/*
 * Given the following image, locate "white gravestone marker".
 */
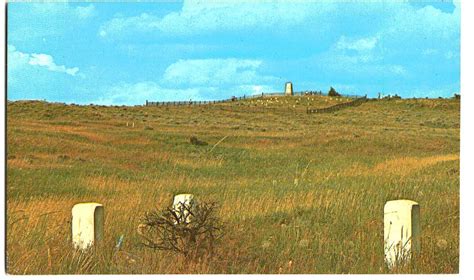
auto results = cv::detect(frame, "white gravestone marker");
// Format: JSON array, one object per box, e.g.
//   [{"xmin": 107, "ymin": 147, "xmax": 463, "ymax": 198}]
[
  {"xmin": 384, "ymin": 199, "xmax": 420, "ymax": 268},
  {"xmin": 72, "ymin": 203, "xmax": 104, "ymax": 250},
  {"xmin": 173, "ymin": 194, "xmax": 197, "ymax": 224}
]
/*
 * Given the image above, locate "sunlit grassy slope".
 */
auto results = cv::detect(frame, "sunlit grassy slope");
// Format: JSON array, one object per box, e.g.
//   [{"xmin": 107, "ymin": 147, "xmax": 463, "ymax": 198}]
[{"xmin": 6, "ymin": 95, "xmax": 459, "ymax": 274}]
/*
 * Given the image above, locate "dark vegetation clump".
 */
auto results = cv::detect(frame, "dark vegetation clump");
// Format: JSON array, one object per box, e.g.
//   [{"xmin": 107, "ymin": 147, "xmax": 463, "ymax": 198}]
[
  {"xmin": 57, "ymin": 154, "xmax": 70, "ymax": 161},
  {"xmin": 328, "ymin": 87, "xmax": 341, "ymax": 97},
  {"xmin": 138, "ymin": 200, "xmax": 224, "ymax": 258},
  {"xmin": 189, "ymin": 136, "xmax": 208, "ymax": 146},
  {"xmin": 381, "ymin": 94, "xmax": 401, "ymax": 100}
]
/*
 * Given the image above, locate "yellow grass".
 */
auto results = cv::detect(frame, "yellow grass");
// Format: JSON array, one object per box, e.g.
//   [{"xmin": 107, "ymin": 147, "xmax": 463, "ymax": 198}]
[{"xmin": 6, "ymin": 96, "xmax": 460, "ymax": 274}]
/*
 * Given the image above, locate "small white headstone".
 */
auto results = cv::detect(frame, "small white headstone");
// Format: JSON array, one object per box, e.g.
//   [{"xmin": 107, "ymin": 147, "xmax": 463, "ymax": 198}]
[
  {"xmin": 173, "ymin": 194, "xmax": 197, "ymax": 224},
  {"xmin": 72, "ymin": 203, "xmax": 104, "ymax": 250},
  {"xmin": 384, "ymin": 199, "xmax": 420, "ymax": 268}
]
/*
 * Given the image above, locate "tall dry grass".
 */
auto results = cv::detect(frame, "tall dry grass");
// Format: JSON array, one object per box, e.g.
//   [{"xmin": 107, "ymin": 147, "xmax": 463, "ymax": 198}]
[{"xmin": 6, "ymin": 96, "xmax": 460, "ymax": 274}]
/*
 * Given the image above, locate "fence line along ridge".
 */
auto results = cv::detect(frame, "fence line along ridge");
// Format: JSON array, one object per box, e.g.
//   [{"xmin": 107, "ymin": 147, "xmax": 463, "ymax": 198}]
[
  {"xmin": 145, "ymin": 92, "xmax": 364, "ymax": 107},
  {"xmin": 306, "ymin": 96, "xmax": 368, "ymax": 114}
]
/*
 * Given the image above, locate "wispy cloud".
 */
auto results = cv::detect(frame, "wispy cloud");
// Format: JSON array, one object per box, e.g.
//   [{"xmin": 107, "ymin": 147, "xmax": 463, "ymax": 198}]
[
  {"xmin": 9, "ymin": 2, "xmax": 97, "ymax": 42},
  {"xmin": 75, "ymin": 4, "xmax": 97, "ymax": 19},
  {"xmin": 26, "ymin": 2, "xmax": 97, "ymax": 20},
  {"xmin": 96, "ymin": 81, "xmax": 278, "ymax": 105},
  {"xmin": 7, "ymin": 1, "xmax": 460, "ymax": 104},
  {"xmin": 94, "ymin": 82, "xmax": 203, "ymax": 105},
  {"xmin": 96, "ymin": 58, "xmax": 280, "ymax": 104},
  {"xmin": 336, "ymin": 36, "xmax": 378, "ymax": 52},
  {"xmin": 422, "ymin": 48, "xmax": 438, "ymax": 56},
  {"xmin": 162, "ymin": 58, "xmax": 277, "ymax": 86},
  {"xmin": 98, "ymin": 1, "xmax": 336, "ymax": 38},
  {"xmin": 390, "ymin": 65, "xmax": 406, "ymax": 75},
  {"xmin": 98, "ymin": 0, "xmax": 459, "ymax": 42}
]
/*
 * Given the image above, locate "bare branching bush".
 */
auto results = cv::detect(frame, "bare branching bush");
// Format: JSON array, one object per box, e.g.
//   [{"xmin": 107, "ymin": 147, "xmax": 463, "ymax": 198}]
[{"xmin": 137, "ymin": 201, "xmax": 224, "ymax": 258}]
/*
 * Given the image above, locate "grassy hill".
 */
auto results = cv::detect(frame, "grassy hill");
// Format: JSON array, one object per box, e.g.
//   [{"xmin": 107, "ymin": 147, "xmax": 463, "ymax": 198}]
[{"xmin": 6, "ymin": 95, "xmax": 460, "ymax": 274}]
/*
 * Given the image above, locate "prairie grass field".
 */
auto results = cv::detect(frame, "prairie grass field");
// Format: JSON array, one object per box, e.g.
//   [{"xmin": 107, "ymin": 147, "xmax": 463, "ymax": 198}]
[{"xmin": 6, "ymin": 95, "xmax": 460, "ymax": 274}]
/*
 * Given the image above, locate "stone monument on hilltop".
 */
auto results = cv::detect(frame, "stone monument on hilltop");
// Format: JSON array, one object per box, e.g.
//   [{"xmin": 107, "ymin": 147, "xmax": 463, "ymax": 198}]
[{"xmin": 285, "ymin": 82, "xmax": 293, "ymax": 96}]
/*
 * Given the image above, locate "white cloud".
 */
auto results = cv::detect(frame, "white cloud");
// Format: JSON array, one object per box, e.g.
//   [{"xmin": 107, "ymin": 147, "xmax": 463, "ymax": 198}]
[
  {"xmin": 27, "ymin": 2, "xmax": 96, "ymax": 20},
  {"xmin": 445, "ymin": 51, "xmax": 455, "ymax": 60},
  {"xmin": 381, "ymin": 1, "xmax": 460, "ymax": 43},
  {"xmin": 336, "ymin": 36, "xmax": 378, "ymax": 52},
  {"xmin": 29, "ymin": 53, "xmax": 79, "ymax": 76},
  {"xmin": 96, "ymin": 81, "xmax": 279, "ymax": 105},
  {"xmin": 94, "ymin": 82, "xmax": 203, "ymax": 105},
  {"xmin": 95, "ymin": 57, "xmax": 281, "ymax": 105},
  {"xmin": 407, "ymin": 84, "xmax": 459, "ymax": 98},
  {"xmin": 8, "ymin": 45, "xmax": 30, "ymax": 70},
  {"xmin": 422, "ymin": 48, "xmax": 438, "ymax": 56},
  {"xmin": 8, "ymin": 45, "xmax": 79, "ymax": 76},
  {"xmin": 162, "ymin": 58, "xmax": 277, "ymax": 86},
  {"xmin": 98, "ymin": 0, "xmax": 459, "ymax": 40},
  {"xmin": 97, "ymin": 0, "xmax": 460, "ymax": 65},
  {"xmin": 390, "ymin": 65, "xmax": 406, "ymax": 75},
  {"xmin": 237, "ymin": 84, "xmax": 277, "ymax": 96},
  {"xmin": 319, "ymin": 49, "xmax": 378, "ymax": 68},
  {"xmin": 98, "ymin": 1, "xmax": 336, "ymax": 37},
  {"xmin": 315, "ymin": 48, "xmax": 407, "ymax": 77},
  {"xmin": 9, "ymin": 3, "xmax": 98, "ymax": 42},
  {"xmin": 75, "ymin": 4, "xmax": 97, "ymax": 19}
]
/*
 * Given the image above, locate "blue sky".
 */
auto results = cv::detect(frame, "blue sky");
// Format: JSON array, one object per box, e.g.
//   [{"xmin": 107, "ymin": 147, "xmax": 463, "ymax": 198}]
[{"xmin": 7, "ymin": 0, "xmax": 460, "ymax": 105}]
